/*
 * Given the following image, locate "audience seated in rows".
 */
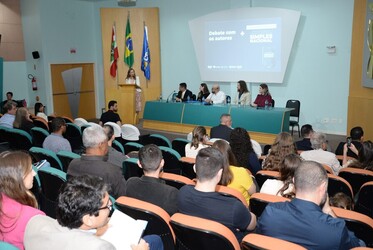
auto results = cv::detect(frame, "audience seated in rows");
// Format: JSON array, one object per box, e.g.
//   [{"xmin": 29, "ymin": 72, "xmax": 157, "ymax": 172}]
[
  {"xmin": 13, "ymin": 107, "xmax": 34, "ymax": 134},
  {"xmin": 0, "ymin": 100, "xmax": 17, "ymax": 128},
  {"xmin": 124, "ymin": 144, "xmax": 179, "ymax": 215},
  {"xmin": 212, "ymin": 140, "xmax": 256, "ymax": 204},
  {"xmin": 99, "ymin": 100, "xmax": 122, "ymax": 126},
  {"xmin": 343, "ymin": 140, "xmax": 373, "ymax": 171},
  {"xmin": 300, "ymin": 132, "xmax": 342, "ymax": 175},
  {"xmin": 178, "ymin": 147, "xmax": 257, "ymax": 242},
  {"xmin": 263, "ymin": 132, "xmax": 297, "ymax": 171},
  {"xmin": 230, "ymin": 127, "xmax": 261, "ymax": 174},
  {"xmin": 43, "ymin": 117, "xmax": 72, "ymax": 153},
  {"xmin": 103, "ymin": 124, "xmax": 128, "ymax": 168},
  {"xmin": 260, "ymin": 154, "xmax": 301, "ymax": 198},
  {"xmin": 185, "ymin": 126, "xmax": 209, "ymax": 158},
  {"xmin": 335, "ymin": 126, "xmax": 364, "ymax": 158},
  {"xmin": 257, "ymin": 160, "xmax": 365, "ymax": 249},
  {"xmin": 67, "ymin": 125, "xmax": 126, "ymax": 198},
  {"xmin": 0, "ymin": 151, "xmax": 45, "ymax": 250},
  {"xmin": 25, "ymin": 175, "xmax": 162, "ymax": 250},
  {"xmin": 295, "ymin": 124, "xmax": 314, "ymax": 151},
  {"xmin": 175, "ymin": 82, "xmax": 193, "ymax": 102}
]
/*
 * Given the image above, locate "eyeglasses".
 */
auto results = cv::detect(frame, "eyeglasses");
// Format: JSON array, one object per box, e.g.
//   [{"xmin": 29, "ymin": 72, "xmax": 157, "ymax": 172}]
[{"xmin": 98, "ymin": 200, "xmax": 114, "ymax": 217}]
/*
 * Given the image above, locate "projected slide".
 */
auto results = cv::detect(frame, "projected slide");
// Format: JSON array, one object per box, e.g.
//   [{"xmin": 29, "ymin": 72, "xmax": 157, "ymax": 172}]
[
  {"xmin": 205, "ymin": 18, "xmax": 281, "ymax": 72},
  {"xmin": 189, "ymin": 8, "xmax": 300, "ymax": 83}
]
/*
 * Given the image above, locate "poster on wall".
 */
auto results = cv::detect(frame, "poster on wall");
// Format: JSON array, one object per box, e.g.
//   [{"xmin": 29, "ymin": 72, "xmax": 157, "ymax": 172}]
[{"xmin": 362, "ymin": 0, "xmax": 373, "ymax": 88}]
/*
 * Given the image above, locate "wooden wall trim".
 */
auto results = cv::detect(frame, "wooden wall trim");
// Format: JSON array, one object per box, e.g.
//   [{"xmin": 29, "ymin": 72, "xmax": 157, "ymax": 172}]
[
  {"xmin": 100, "ymin": 8, "xmax": 161, "ymax": 124},
  {"xmin": 348, "ymin": 0, "xmax": 373, "ymax": 140}
]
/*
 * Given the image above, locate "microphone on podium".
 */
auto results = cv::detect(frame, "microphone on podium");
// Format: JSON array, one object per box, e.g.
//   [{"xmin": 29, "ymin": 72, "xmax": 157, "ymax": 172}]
[{"xmin": 166, "ymin": 90, "xmax": 176, "ymax": 103}]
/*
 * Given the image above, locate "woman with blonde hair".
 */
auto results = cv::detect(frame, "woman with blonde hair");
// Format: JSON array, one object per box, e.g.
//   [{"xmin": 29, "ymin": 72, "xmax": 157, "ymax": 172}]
[
  {"xmin": 13, "ymin": 107, "xmax": 34, "ymax": 133},
  {"xmin": 0, "ymin": 151, "xmax": 45, "ymax": 249},
  {"xmin": 212, "ymin": 140, "xmax": 256, "ymax": 204},
  {"xmin": 185, "ymin": 126, "xmax": 209, "ymax": 158},
  {"xmin": 263, "ymin": 132, "xmax": 297, "ymax": 171}
]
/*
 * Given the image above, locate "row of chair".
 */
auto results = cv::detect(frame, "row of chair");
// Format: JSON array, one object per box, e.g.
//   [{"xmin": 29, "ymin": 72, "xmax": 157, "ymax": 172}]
[
  {"xmin": 255, "ymin": 168, "xmax": 373, "ymax": 219},
  {"xmin": 114, "ymin": 196, "xmax": 308, "ymax": 250}
]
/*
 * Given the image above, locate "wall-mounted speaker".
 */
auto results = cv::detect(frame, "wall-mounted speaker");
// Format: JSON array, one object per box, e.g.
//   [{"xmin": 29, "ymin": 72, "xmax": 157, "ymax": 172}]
[{"xmin": 32, "ymin": 51, "xmax": 40, "ymax": 59}]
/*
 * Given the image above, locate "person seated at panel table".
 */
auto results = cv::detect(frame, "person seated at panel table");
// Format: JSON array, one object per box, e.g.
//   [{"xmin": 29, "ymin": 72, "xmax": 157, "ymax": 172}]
[
  {"xmin": 234, "ymin": 80, "xmax": 251, "ymax": 106},
  {"xmin": 175, "ymin": 82, "xmax": 193, "ymax": 102},
  {"xmin": 196, "ymin": 83, "xmax": 210, "ymax": 102},
  {"xmin": 205, "ymin": 84, "xmax": 226, "ymax": 104},
  {"xmin": 251, "ymin": 83, "xmax": 272, "ymax": 108}
]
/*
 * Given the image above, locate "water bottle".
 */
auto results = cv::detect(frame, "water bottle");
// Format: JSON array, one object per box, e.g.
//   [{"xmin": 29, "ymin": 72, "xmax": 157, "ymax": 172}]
[
  {"xmin": 187, "ymin": 96, "xmax": 190, "ymax": 102},
  {"xmin": 264, "ymin": 99, "xmax": 269, "ymax": 109},
  {"xmin": 238, "ymin": 101, "xmax": 241, "ymax": 108},
  {"xmin": 159, "ymin": 95, "xmax": 163, "ymax": 102},
  {"xmin": 202, "ymin": 96, "xmax": 205, "ymax": 104},
  {"xmin": 226, "ymin": 96, "xmax": 231, "ymax": 105}
]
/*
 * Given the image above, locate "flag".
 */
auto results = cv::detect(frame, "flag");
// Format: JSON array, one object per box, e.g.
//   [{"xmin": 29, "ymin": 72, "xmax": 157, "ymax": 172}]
[
  {"xmin": 110, "ymin": 23, "xmax": 119, "ymax": 78},
  {"xmin": 124, "ymin": 16, "xmax": 134, "ymax": 67},
  {"xmin": 141, "ymin": 25, "xmax": 151, "ymax": 80}
]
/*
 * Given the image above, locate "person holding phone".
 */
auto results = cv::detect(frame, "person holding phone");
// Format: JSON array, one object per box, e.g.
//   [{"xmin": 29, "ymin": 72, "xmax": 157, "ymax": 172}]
[{"xmin": 335, "ymin": 126, "xmax": 364, "ymax": 159}]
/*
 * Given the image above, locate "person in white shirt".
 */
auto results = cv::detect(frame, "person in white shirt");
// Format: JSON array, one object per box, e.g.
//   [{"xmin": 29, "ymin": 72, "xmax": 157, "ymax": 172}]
[
  {"xmin": 205, "ymin": 84, "xmax": 226, "ymax": 104},
  {"xmin": 300, "ymin": 132, "xmax": 342, "ymax": 175},
  {"xmin": 34, "ymin": 102, "xmax": 48, "ymax": 122},
  {"xmin": 0, "ymin": 101, "xmax": 17, "ymax": 128},
  {"xmin": 185, "ymin": 126, "xmax": 209, "ymax": 158}
]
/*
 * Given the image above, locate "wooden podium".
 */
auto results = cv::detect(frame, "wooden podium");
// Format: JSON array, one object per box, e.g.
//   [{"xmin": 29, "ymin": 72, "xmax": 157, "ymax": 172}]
[{"xmin": 114, "ymin": 83, "xmax": 137, "ymax": 125}]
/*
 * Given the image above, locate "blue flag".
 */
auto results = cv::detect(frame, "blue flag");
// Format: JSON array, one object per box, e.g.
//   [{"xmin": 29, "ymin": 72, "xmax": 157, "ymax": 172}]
[{"xmin": 141, "ymin": 25, "xmax": 151, "ymax": 80}]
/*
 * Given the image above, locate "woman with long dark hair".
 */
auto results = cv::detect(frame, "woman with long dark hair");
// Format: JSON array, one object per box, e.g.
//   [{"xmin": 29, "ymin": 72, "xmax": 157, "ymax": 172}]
[
  {"xmin": 235, "ymin": 80, "xmax": 251, "ymax": 106},
  {"xmin": 230, "ymin": 127, "xmax": 261, "ymax": 174},
  {"xmin": 252, "ymin": 83, "xmax": 272, "ymax": 108},
  {"xmin": 343, "ymin": 140, "xmax": 373, "ymax": 171},
  {"xmin": 212, "ymin": 140, "xmax": 256, "ymax": 204},
  {"xmin": 34, "ymin": 102, "xmax": 48, "ymax": 122},
  {"xmin": 260, "ymin": 153, "xmax": 302, "ymax": 198},
  {"xmin": 196, "ymin": 83, "xmax": 210, "ymax": 102},
  {"xmin": 0, "ymin": 151, "xmax": 44, "ymax": 249}
]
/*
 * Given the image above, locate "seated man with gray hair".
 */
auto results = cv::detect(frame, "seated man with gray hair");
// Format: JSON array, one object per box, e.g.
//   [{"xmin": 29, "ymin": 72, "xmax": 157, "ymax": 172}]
[
  {"xmin": 67, "ymin": 126, "xmax": 126, "ymax": 198},
  {"xmin": 300, "ymin": 132, "xmax": 342, "ymax": 175},
  {"xmin": 257, "ymin": 161, "xmax": 364, "ymax": 249}
]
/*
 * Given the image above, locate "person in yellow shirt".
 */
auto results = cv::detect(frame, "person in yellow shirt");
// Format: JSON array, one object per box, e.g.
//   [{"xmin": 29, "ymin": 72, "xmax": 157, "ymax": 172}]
[{"xmin": 212, "ymin": 140, "xmax": 256, "ymax": 204}]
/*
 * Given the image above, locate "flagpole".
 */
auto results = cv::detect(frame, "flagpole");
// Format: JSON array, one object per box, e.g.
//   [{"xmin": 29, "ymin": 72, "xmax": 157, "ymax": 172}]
[
  {"xmin": 143, "ymin": 21, "xmax": 148, "ymax": 88},
  {"xmin": 115, "ymin": 22, "xmax": 119, "ymax": 89}
]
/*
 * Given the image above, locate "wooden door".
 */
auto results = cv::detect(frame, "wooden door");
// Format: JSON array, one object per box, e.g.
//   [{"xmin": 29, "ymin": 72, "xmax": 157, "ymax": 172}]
[{"xmin": 51, "ymin": 63, "xmax": 95, "ymax": 119}]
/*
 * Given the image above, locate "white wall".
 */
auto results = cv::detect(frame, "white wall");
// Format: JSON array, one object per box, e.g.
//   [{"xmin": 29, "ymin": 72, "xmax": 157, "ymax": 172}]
[{"xmin": 9, "ymin": 0, "xmax": 354, "ymax": 135}]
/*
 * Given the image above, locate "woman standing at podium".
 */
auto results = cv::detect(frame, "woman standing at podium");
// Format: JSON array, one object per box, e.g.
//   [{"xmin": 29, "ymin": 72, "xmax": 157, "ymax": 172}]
[
  {"xmin": 125, "ymin": 68, "xmax": 142, "ymax": 121},
  {"xmin": 252, "ymin": 83, "xmax": 272, "ymax": 108}
]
